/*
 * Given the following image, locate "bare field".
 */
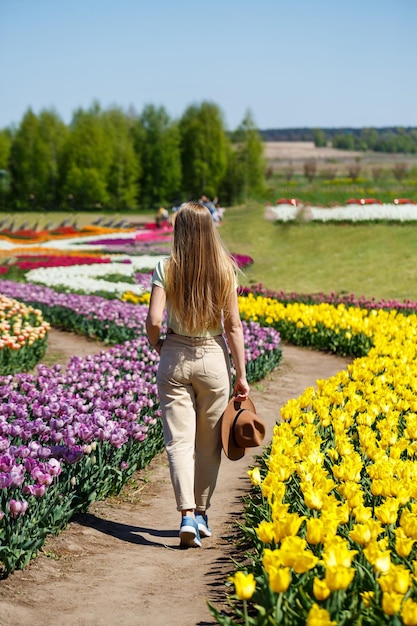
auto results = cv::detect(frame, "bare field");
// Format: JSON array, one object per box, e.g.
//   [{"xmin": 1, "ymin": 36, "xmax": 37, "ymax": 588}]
[
  {"xmin": 264, "ymin": 141, "xmax": 417, "ymax": 173},
  {"xmin": 264, "ymin": 141, "xmax": 362, "ymax": 162}
]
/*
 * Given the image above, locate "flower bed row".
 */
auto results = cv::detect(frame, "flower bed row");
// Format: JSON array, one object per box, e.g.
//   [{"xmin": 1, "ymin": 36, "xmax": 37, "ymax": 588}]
[
  {"xmin": 268, "ymin": 203, "xmax": 417, "ymax": 223},
  {"xmin": 0, "ymin": 223, "xmax": 135, "ymax": 246},
  {"xmin": 238, "ymin": 294, "xmax": 374, "ymax": 357},
  {"xmin": 0, "ymin": 295, "xmax": 50, "ymax": 375},
  {"xmin": 275, "ymin": 199, "xmax": 417, "ymax": 208},
  {"xmin": 244, "ymin": 284, "xmax": 417, "ymax": 317},
  {"xmin": 0, "ymin": 247, "xmax": 105, "ymax": 260},
  {"xmin": 8, "ymin": 254, "xmax": 113, "ymax": 272},
  {"xmin": 212, "ymin": 297, "xmax": 417, "ymax": 625},
  {"xmin": 0, "ymin": 280, "xmax": 172, "ymax": 344},
  {"xmin": 22, "ymin": 256, "xmax": 165, "ymax": 297}
]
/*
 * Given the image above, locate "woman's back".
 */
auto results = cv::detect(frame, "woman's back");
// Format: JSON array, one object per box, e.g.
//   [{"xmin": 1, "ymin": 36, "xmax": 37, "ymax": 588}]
[{"xmin": 164, "ymin": 203, "xmax": 237, "ymax": 335}]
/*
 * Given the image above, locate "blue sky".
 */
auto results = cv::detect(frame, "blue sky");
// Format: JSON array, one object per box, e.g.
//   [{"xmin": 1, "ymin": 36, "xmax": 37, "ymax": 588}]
[{"xmin": 1, "ymin": 0, "xmax": 416, "ymax": 131}]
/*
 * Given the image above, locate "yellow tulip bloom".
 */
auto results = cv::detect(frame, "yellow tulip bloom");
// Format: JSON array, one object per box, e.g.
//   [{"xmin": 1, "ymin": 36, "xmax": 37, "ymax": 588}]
[
  {"xmin": 256, "ymin": 520, "xmax": 277, "ymax": 544},
  {"xmin": 306, "ymin": 603, "xmax": 336, "ymax": 626},
  {"xmin": 338, "ymin": 481, "xmax": 364, "ymax": 509},
  {"xmin": 349, "ymin": 523, "xmax": 372, "ymax": 546},
  {"xmin": 321, "ymin": 537, "xmax": 358, "ymax": 569},
  {"xmin": 332, "ymin": 455, "xmax": 363, "ymax": 482},
  {"xmin": 395, "ymin": 527, "xmax": 415, "ymax": 557},
  {"xmin": 360, "ymin": 591, "xmax": 375, "ymax": 607},
  {"xmin": 352, "ymin": 504, "xmax": 373, "ymax": 523},
  {"xmin": 326, "ymin": 447, "xmax": 339, "ymax": 461},
  {"xmin": 313, "ymin": 577, "xmax": 331, "ymax": 601},
  {"xmin": 262, "ymin": 548, "xmax": 282, "ymax": 577},
  {"xmin": 291, "ymin": 551, "xmax": 320, "ymax": 575},
  {"xmin": 228, "ymin": 571, "xmax": 256, "ymax": 601},
  {"xmin": 247, "ymin": 466, "xmax": 262, "ymax": 486},
  {"xmin": 325, "ymin": 565, "xmax": 355, "ymax": 591},
  {"xmin": 261, "ymin": 474, "xmax": 285, "ymax": 503},
  {"xmin": 302, "ymin": 484, "xmax": 324, "ymax": 511},
  {"xmin": 392, "ymin": 567, "xmax": 411, "ymax": 594},
  {"xmin": 280, "ymin": 511, "xmax": 306, "ymax": 538},
  {"xmin": 321, "ymin": 500, "xmax": 349, "ymax": 526},
  {"xmin": 306, "ymin": 518, "xmax": 325, "ymax": 545},
  {"xmin": 382, "ymin": 591, "xmax": 403, "ymax": 616},
  {"xmin": 258, "ymin": 509, "xmax": 306, "ymax": 544},
  {"xmin": 402, "ymin": 598, "xmax": 417, "ymax": 626},
  {"xmin": 405, "ymin": 416, "xmax": 417, "ymax": 440},
  {"xmin": 379, "ymin": 564, "xmax": 411, "ymax": 595},
  {"xmin": 363, "ymin": 542, "xmax": 391, "ymax": 573},
  {"xmin": 267, "ymin": 455, "xmax": 296, "ymax": 482},
  {"xmin": 389, "ymin": 480, "xmax": 411, "ymax": 506},
  {"xmin": 375, "ymin": 498, "xmax": 399, "ymax": 525},
  {"xmin": 279, "ymin": 536, "xmax": 319, "ymax": 573},
  {"xmin": 400, "ymin": 509, "xmax": 417, "ymax": 540},
  {"xmin": 356, "ymin": 412, "xmax": 377, "ymax": 427},
  {"xmin": 267, "ymin": 566, "xmax": 291, "ymax": 593},
  {"xmin": 359, "ymin": 518, "xmax": 383, "ymax": 541}
]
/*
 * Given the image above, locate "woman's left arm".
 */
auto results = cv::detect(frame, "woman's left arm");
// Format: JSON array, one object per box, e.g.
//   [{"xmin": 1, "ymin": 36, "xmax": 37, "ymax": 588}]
[{"xmin": 146, "ymin": 284, "xmax": 166, "ymax": 354}]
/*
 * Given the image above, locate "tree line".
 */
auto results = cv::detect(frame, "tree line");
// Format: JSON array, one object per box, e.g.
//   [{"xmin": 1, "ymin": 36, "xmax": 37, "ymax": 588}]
[
  {"xmin": 0, "ymin": 101, "xmax": 266, "ymax": 211},
  {"xmin": 260, "ymin": 127, "xmax": 417, "ymax": 154}
]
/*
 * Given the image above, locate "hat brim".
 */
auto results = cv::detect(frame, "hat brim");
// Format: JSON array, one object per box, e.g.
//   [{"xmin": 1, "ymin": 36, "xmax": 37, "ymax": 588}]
[{"xmin": 221, "ymin": 396, "xmax": 256, "ymax": 461}]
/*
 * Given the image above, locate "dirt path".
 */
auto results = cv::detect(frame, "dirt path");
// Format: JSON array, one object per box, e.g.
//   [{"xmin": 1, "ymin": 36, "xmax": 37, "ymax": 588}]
[{"xmin": 0, "ymin": 331, "xmax": 352, "ymax": 626}]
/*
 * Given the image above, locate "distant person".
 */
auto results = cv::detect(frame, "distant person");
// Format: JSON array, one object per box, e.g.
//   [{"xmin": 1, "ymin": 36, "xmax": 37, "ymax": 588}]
[
  {"xmin": 146, "ymin": 202, "xmax": 249, "ymax": 548},
  {"xmin": 199, "ymin": 195, "xmax": 221, "ymax": 222},
  {"xmin": 155, "ymin": 207, "xmax": 169, "ymax": 228}
]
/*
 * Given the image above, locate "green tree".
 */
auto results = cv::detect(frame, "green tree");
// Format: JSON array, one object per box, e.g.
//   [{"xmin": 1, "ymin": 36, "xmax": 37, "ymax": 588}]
[
  {"xmin": 313, "ymin": 128, "xmax": 326, "ymax": 147},
  {"xmin": 332, "ymin": 133, "xmax": 355, "ymax": 150},
  {"xmin": 138, "ymin": 104, "xmax": 182, "ymax": 209},
  {"xmin": 360, "ymin": 128, "xmax": 378, "ymax": 150},
  {"xmin": 229, "ymin": 111, "xmax": 266, "ymax": 202},
  {"xmin": 0, "ymin": 128, "xmax": 12, "ymax": 170},
  {"xmin": 60, "ymin": 103, "xmax": 113, "ymax": 208},
  {"xmin": 179, "ymin": 101, "xmax": 229, "ymax": 199},
  {"xmin": 219, "ymin": 142, "xmax": 241, "ymax": 206},
  {"xmin": 9, "ymin": 109, "xmax": 67, "ymax": 208},
  {"xmin": 8, "ymin": 109, "xmax": 39, "ymax": 207},
  {"xmin": 38, "ymin": 110, "xmax": 68, "ymax": 207},
  {"xmin": 102, "ymin": 107, "xmax": 139, "ymax": 209},
  {"xmin": 0, "ymin": 128, "xmax": 12, "ymax": 205}
]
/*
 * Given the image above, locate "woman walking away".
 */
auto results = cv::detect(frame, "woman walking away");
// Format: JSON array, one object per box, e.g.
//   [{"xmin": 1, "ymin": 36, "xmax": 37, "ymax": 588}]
[{"xmin": 146, "ymin": 202, "xmax": 250, "ymax": 548}]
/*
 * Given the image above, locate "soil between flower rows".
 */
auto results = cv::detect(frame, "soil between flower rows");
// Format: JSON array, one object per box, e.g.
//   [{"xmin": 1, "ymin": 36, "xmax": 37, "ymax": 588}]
[{"xmin": 0, "ymin": 329, "xmax": 352, "ymax": 626}]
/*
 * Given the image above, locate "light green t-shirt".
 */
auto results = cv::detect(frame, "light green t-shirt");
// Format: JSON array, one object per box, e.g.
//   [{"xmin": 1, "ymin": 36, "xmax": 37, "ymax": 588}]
[{"xmin": 151, "ymin": 258, "xmax": 223, "ymax": 337}]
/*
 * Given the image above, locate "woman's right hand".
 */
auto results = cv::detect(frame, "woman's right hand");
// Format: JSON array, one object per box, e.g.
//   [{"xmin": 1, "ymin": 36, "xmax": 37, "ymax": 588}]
[{"xmin": 233, "ymin": 376, "xmax": 250, "ymax": 401}]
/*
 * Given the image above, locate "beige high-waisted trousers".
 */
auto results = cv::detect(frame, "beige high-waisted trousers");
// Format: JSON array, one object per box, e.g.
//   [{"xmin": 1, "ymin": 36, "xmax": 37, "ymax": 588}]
[{"xmin": 156, "ymin": 332, "xmax": 231, "ymax": 512}]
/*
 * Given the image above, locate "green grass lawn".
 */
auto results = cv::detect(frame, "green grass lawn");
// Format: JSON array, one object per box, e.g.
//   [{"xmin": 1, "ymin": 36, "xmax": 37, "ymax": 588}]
[
  {"xmin": 263, "ymin": 173, "xmax": 417, "ymax": 206},
  {"xmin": 219, "ymin": 202, "xmax": 417, "ymax": 302}
]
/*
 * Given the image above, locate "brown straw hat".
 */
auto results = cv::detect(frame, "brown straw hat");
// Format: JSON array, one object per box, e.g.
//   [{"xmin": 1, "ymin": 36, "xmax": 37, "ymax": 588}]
[{"xmin": 221, "ymin": 397, "xmax": 266, "ymax": 461}]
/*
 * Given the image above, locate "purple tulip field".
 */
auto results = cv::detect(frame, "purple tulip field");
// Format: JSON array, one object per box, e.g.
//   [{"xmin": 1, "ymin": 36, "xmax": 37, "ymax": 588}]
[{"xmin": 0, "ymin": 331, "xmax": 165, "ymax": 574}]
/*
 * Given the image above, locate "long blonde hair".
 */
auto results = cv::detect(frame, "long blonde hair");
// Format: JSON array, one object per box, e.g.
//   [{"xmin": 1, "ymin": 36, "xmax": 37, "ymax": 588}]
[{"xmin": 165, "ymin": 202, "xmax": 237, "ymax": 334}]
